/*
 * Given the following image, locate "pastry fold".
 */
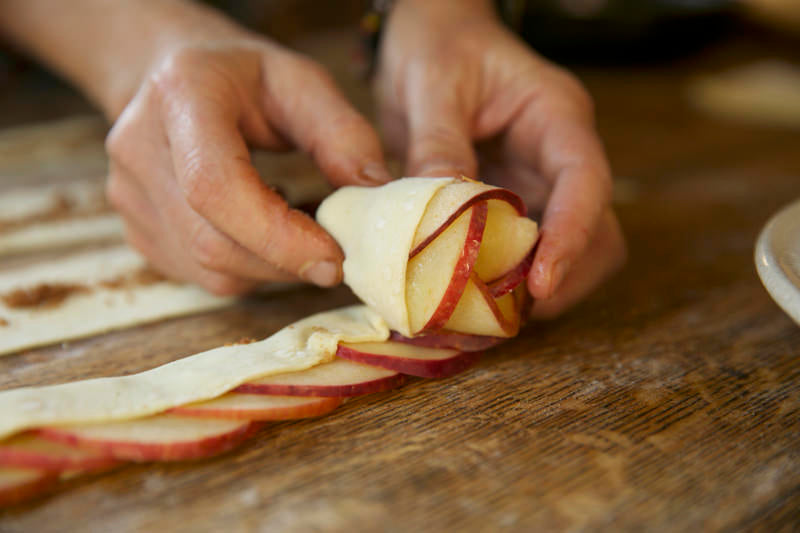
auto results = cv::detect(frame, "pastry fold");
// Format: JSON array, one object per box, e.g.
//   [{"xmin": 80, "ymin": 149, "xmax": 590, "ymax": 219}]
[{"xmin": 318, "ymin": 177, "xmax": 539, "ymax": 338}]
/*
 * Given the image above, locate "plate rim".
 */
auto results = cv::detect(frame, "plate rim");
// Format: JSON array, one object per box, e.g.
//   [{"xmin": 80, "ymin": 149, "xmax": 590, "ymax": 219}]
[{"xmin": 755, "ymin": 197, "xmax": 800, "ymax": 327}]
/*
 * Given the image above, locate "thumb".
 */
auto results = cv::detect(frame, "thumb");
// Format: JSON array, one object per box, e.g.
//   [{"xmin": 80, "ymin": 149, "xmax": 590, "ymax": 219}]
[{"xmin": 405, "ymin": 80, "xmax": 477, "ymax": 178}]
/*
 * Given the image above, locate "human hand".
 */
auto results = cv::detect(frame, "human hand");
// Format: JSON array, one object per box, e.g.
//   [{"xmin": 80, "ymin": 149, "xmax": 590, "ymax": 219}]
[
  {"xmin": 375, "ymin": 0, "xmax": 626, "ymax": 318},
  {"xmin": 106, "ymin": 32, "xmax": 391, "ymax": 294}
]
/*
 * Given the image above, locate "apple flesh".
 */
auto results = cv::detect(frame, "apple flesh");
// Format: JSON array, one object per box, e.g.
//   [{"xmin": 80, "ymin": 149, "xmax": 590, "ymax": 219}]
[
  {"xmin": 473, "ymin": 199, "xmax": 538, "ymax": 285},
  {"xmin": 407, "ymin": 202, "xmax": 487, "ymax": 332},
  {"xmin": 410, "ymin": 180, "xmax": 526, "ymax": 257},
  {"xmin": 0, "ymin": 433, "xmax": 118, "ymax": 472},
  {"xmin": 38, "ymin": 415, "xmax": 259, "ymax": 462},
  {"xmin": 0, "ymin": 467, "xmax": 57, "ymax": 507},
  {"xmin": 235, "ymin": 358, "xmax": 405, "ymax": 397},
  {"xmin": 336, "ymin": 341, "xmax": 479, "ymax": 378},
  {"xmin": 170, "ymin": 394, "xmax": 341, "ymax": 420}
]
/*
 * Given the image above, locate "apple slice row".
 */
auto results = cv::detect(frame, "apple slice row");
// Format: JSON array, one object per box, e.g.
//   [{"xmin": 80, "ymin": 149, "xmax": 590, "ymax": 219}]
[{"xmin": 0, "ymin": 336, "xmax": 491, "ymax": 506}]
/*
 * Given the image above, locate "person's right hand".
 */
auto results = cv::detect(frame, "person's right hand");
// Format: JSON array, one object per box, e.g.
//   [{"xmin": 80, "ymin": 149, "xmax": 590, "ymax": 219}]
[{"xmin": 106, "ymin": 38, "xmax": 392, "ymax": 295}]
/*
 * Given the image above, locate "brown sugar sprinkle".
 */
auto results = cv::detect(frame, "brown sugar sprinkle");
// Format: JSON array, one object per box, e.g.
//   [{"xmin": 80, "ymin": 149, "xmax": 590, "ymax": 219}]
[
  {"xmin": 1, "ymin": 283, "xmax": 89, "ymax": 309},
  {"xmin": 0, "ymin": 191, "xmax": 112, "ymax": 234},
  {"xmin": 2, "ymin": 268, "xmax": 170, "ymax": 310},
  {"xmin": 225, "ymin": 337, "xmax": 258, "ymax": 347},
  {"xmin": 99, "ymin": 267, "xmax": 167, "ymax": 289}
]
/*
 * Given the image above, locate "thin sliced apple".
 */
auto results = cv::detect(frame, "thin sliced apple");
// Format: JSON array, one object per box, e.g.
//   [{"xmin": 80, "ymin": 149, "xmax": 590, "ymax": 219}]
[
  {"xmin": 407, "ymin": 203, "xmax": 487, "ymax": 332},
  {"xmin": 487, "ymin": 238, "xmax": 538, "ymax": 298},
  {"xmin": 171, "ymin": 394, "xmax": 341, "ymax": 420},
  {"xmin": 235, "ymin": 358, "xmax": 405, "ymax": 397},
  {"xmin": 473, "ymin": 200, "xmax": 538, "ymax": 284},
  {"xmin": 336, "ymin": 341, "xmax": 479, "ymax": 378},
  {"xmin": 38, "ymin": 415, "xmax": 259, "ymax": 462},
  {"xmin": 444, "ymin": 276, "xmax": 507, "ymax": 337},
  {"xmin": 0, "ymin": 433, "xmax": 118, "ymax": 471},
  {"xmin": 0, "ymin": 467, "xmax": 57, "ymax": 507},
  {"xmin": 410, "ymin": 180, "xmax": 526, "ymax": 257},
  {"xmin": 389, "ymin": 331, "xmax": 504, "ymax": 352}
]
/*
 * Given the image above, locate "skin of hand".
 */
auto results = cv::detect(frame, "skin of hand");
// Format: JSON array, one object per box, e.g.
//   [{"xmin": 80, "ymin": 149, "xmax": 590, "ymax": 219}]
[
  {"xmin": 105, "ymin": 38, "xmax": 393, "ymax": 294},
  {"xmin": 0, "ymin": 0, "xmax": 392, "ymax": 295},
  {"xmin": 376, "ymin": 0, "xmax": 627, "ymax": 318}
]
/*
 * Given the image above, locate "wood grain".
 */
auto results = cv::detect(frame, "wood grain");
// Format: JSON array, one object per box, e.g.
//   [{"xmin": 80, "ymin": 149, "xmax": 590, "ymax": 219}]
[{"xmin": 0, "ymin": 29, "xmax": 799, "ymax": 533}]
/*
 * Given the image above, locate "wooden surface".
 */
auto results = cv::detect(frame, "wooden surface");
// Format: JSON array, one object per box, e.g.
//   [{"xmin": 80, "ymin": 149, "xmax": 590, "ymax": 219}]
[{"xmin": 1, "ymin": 30, "xmax": 799, "ymax": 532}]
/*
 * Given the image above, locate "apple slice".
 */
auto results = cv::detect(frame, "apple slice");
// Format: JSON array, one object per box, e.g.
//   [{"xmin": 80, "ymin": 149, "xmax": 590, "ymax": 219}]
[
  {"xmin": 487, "ymin": 239, "xmax": 538, "ymax": 298},
  {"xmin": 0, "ymin": 467, "xmax": 57, "ymax": 507},
  {"xmin": 406, "ymin": 202, "xmax": 487, "ymax": 333},
  {"xmin": 0, "ymin": 433, "xmax": 118, "ymax": 471},
  {"xmin": 389, "ymin": 330, "xmax": 504, "ymax": 352},
  {"xmin": 171, "ymin": 394, "xmax": 341, "ymax": 420},
  {"xmin": 410, "ymin": 179, "xmax": 526, "ymax": 257},
  {"xmin": 336, "ymin": 341, "xmax": 479, "ymax": 378},
  {"xmin": 473, "ymin": 199, "xmax": 539, "ymax": 285},
  {"xmin": 38, "ymin": 415, "xmax": 259, "ymax": 462},
  {"xmin": 235, "ymin": 358, "xmax": 405, "ymax": 397},
  {"xmin": 444, "ymin": 270, "xmax": 522, "ymax": 338}
]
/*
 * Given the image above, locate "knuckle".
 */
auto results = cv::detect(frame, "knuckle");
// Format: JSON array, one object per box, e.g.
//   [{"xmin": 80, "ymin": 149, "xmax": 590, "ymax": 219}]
[{"xmin": 151, "ymin": 47, "xmax": 207, "ymax": 91}]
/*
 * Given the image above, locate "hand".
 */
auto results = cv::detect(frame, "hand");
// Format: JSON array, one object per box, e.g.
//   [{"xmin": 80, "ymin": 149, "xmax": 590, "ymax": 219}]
[
  {"xmin": 106, "ymin": 34, "xmax": 392, "ymax": 295},
  {"xmin": 375, "ymin": 0, "xmax": 626, "ymax": 318}
]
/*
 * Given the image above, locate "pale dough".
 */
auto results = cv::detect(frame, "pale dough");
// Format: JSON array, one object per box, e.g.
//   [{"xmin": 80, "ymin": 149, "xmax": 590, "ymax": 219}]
[
  {"xmin": 0, "ymin": 305, "xmax": 388, "ymax": 439},
  {"xmin": 0, "ymin": 246, "xmax": 231, "ymax": 356}
]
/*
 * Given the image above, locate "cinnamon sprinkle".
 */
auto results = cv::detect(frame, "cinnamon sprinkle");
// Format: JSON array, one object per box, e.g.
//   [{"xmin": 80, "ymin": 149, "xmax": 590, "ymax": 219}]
[
  {"xmin": 1, "ymin": 283, "xmax": 88, "ymax": 309},
  {"xmin": 1, "ymin": 267, "xmax": 170, "ymax": 310},
  {"xmin": 0, "ymin": 192, "xmax": 113, "ymax": 234},
  {"xmin": 0, "ymin": 317, "xmax": 8, "ymax": 327}
]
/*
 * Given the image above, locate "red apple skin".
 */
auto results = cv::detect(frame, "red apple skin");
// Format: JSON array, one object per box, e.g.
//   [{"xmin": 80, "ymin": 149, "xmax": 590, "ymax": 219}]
[
  {"xmin": 487, "ymin": 237, "xmax": 539, "ymax": 298},
  {"xmin": 335, "ymin": 344, "xmax": 481, "ymax": 379},
  {"xmin": 422, "ymin": 201, "xmax": 488, "ymax": 331},
  {"xmin": 37, "ymin": 422, "xmax": 262, "ymax": 463},
  {"xmin": 170, "ymin": 396, "xmax": 342, "ymax": 421},
  {"xmin": 388, "ymin": 331, "xmax": 504, "ymax": 352},
  {"xmin": 0, "ymin": 468, "xmax": 58, "ymax": 507},
  {"xmin": 235, "ymin": 374, "xmax": 405, "ymax": 397},
  {"xmin": 409, "ymin": 188, "xmax": 526, "ymax": 259},
  {"xmin": 0, "ymin": 439, "xmax": 119, "ymax": 472}
]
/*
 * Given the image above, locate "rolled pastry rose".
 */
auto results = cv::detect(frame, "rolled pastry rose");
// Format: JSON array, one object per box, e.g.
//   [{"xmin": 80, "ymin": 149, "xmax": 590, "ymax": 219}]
[{"xmin": 317, "ymin": 177, "xmax": 539, "ymax": 339}]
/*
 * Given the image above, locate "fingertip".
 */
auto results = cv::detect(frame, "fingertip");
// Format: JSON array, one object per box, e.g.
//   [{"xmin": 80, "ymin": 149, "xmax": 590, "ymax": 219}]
[
  {"xmin": 299, "ymin": 259, "xmax": 342, "ymax": 287},
  {"xmin": 359, "ymin": 162, "xmax": 393, "ymax": 185}
]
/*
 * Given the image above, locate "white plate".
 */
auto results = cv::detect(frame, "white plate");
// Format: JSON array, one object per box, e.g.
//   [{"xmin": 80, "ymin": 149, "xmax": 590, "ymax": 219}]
[{"xmin": 755, "ymin": 197, "xmax": 800, "ymax": 326}]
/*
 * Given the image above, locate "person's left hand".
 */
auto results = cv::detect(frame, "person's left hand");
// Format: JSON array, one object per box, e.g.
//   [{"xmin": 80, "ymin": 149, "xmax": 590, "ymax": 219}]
[{"xmin": 375, "ymin": 0, "xmax": 626, "ymax": 318}]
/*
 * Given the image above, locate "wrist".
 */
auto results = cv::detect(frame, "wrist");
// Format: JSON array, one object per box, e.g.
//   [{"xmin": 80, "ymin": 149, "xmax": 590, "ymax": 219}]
[{"xmin": 94, "ymin": 2, "xmax": 250, "ymax": 119}]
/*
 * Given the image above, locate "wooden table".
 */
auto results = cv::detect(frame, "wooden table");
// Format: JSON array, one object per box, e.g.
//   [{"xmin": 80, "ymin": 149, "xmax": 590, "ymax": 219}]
[{"xmin": 1, "ymin": 30, "xmax": 799, "ymax": 532}]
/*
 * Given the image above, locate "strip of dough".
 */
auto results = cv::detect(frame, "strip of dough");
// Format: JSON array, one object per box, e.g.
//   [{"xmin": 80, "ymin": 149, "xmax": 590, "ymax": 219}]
[
  {"xmin": 0, "ymin": 305, "xmax": 388, "ymax": 439},
  {"xmin": 0, "ymin": 246, "xmax": 231, "ymax": 356},
  {"xmin": 317, "ymin": 177, "xmax": 453, "ymax": 335}
]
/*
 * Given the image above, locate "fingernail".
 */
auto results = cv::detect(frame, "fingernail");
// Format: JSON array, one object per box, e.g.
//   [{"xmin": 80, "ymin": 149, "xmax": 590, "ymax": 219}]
[
  {"xmin": 300, "ymin": 260, "xmax": 340, "ymax": 287},
  {"xmin": 360, "ymin": 163, "xmax": 392, "ymax": 185},
  {"xmin": 549, "ymin": 260, "xmax": 570, "ymax": 296}
]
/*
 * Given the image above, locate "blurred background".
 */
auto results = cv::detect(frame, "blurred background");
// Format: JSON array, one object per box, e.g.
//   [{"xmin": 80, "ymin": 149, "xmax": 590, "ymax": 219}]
[{"xmin": 1, "ymin": 0, "xmax": 798, "ymax": 129}]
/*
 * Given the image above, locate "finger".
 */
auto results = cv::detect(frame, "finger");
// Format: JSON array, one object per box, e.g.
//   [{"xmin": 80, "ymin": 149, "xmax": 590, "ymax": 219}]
[
  {"xmin": 261, "ymin": 53, "xmax": 392, "ymax": 186},
  {"xmin": 529, "ymin": 209, "xmax": 626, "ymax": 319},
  {"xmin": 123, "ymin": 217, "xmax": 257, "ymax": 296},
  {"xmin": 404, "ymin": 74, "xmax": 477, "ymax": 177},
  {"xmin": 161, "ymin": 92, "xmax": 345, "ymax": 287},
  {"xmin": 506, "ymin": 90, "xmax": 612, "ymax": 299}
]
